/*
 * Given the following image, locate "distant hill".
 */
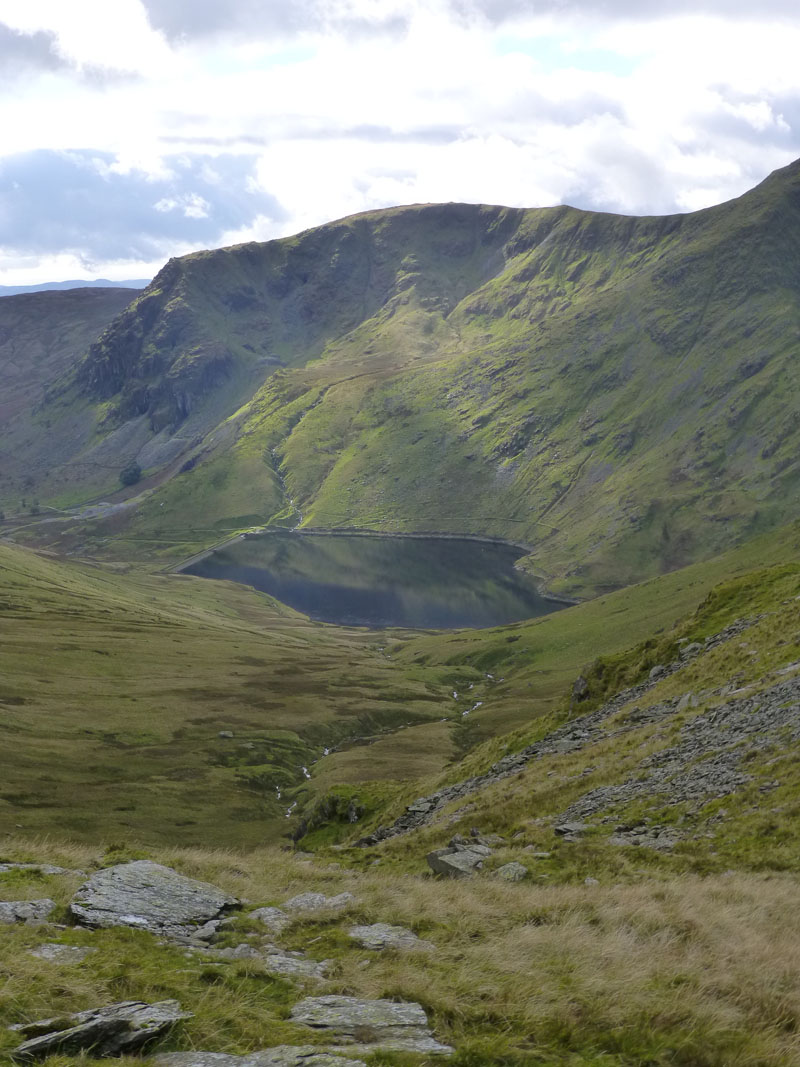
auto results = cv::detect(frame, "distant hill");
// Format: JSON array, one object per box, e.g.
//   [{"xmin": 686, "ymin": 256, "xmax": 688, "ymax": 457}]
[
  {"xmin": 0, "ymin": 278, "xmax": 149, "ymax": 297},
  {"xmin": 5, "ymin": 160, "xmax": 800, "ymax": 596}
]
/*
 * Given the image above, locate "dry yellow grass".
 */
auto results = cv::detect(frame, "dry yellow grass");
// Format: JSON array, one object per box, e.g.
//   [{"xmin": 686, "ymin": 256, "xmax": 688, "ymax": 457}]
[{"xmin": 2, "ymin": 838, "xmax": 800, "ymax": 1064}]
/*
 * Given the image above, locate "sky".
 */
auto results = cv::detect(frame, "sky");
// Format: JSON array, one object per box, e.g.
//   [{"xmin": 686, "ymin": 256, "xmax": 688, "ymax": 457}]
[{"xmin": 1, "ymin": 1, "xmax": 799, "ymax": 285}]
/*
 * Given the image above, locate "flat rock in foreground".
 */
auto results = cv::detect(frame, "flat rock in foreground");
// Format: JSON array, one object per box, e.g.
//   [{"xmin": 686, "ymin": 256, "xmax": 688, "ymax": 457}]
[
  {"xmin": 10, "ymin": 999, "xmax": 191, "ymax": 1062},
  {"xmin": 290, "ymin": 995, "xmax": 452, "ymax": 1056},
  {"xmin": 156, "ymin": 1047, "xmax": 367, "ymax": 1066},
  {"xmin": 69, "ymin": 861, "xmax": 238, "ymax": 939}
]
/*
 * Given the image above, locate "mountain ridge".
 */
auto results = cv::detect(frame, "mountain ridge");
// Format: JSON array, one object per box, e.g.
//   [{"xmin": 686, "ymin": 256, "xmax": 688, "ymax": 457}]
[{"xmin": 5, "ymin": 160, "xmax": 800, "ymax": 595}]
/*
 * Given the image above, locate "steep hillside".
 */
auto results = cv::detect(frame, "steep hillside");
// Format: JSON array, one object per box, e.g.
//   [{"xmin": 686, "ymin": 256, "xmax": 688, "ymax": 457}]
[
  {"xmin": 6, "ymin": 162, "xmax": 800, "ymax": 594},
  {"xmin": 0, "ymin": 287, "xmax": 139, "ymax": 513}
]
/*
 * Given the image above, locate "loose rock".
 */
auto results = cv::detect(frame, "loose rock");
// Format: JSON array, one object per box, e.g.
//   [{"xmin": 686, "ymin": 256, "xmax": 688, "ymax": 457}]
[
  {"xmin": 290, "ymin": 995, "xmax": 452, "ymax": 1056},
  {"xmin": 250, "ymin": 906, "xmax": 292, "ymax": 934},
  {"xmin": 348, "ymin": 923, "xmax": 435, "ymax": 952},
  {"xmin": 0, "ymin": 864, "xmax": 84, "ymax": 877},
  {"xmin": 283, "ymin": 892, "xmax": 355, "ymax": 914},
  {"xmin": 156, "ymin": 1048, "xmax": 366, "ymax": 1066},
  {"xmin": 494, "ymin": 862, "xmax": 528, "ymax": 882},
  {"xmin": 29, "ymin": 944, "xmax": 95, "ymax": 964},
  {"xmin": 69, "ymin": 861, "xmax": 238, "ymax": 940},
  {"xmin": 0, "ymin": 900, "xmax": 56, "ymax": 925},
  {"xmin": 426, "ymin": 847, "xmax": 486, "ymax": 878},
  {"xmin": 10, "ymin": 999, "xmax": 191, "ymax": 1062}
]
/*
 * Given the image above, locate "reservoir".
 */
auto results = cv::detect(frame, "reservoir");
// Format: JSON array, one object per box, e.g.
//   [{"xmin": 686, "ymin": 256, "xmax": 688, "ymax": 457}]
[{"xmin": 182, "ymin": 530, "xmax": 567, "ymax": 629}]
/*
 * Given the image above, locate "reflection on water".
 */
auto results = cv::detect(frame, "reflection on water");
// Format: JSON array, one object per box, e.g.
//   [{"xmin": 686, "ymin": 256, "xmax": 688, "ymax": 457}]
[{"xmin": 184, "ymin": 531, "xmax": 566, "ymax": 629}]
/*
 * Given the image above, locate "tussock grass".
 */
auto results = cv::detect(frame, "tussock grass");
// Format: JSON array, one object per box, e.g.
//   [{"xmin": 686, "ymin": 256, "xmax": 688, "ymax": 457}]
[{"xmin": 2, "ymin": 839, "xmax": 800, "ymax": 1065}]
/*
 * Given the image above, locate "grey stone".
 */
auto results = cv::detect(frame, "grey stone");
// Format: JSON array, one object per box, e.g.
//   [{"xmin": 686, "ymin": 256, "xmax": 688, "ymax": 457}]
[
  {"xmin": 69, "ymin": 861, "xmax": 238, "ymax": 939},
  {"xmin": 0, "ymin": 864, "xmax": 84, "ymax": 877},
  {"xmin": 290, "ymin": 995, "xmax": 452, "ymax": 1056},
  {"xmin": 584, "ymin": 877, "xmax": 600, "ymax": 886},
  {"xmin": 680, "ymin": 642, "xmax": 703, "ymax": 660},
  {"xmin": 218, "ymin": 731, "xmax": 234, "ymax": 738},
  {"xmin": 283, "ymin": 892, "xmax": 355, "ymax": 914},
  {"xmin": 426, "ymin": 847, "xmax": 485, "ymax": 877},
  {"xmin": 553, "ymin": 822, "xmax": 587, "ymax": 837},
  {"xmin": 357, "ymin": 615, "xmax": 766, "ymax": 849},
  {"xmin": 210, "ymin": 944, "xmax": 329, "ymax": 980},
  {"xmin": 649, "ymin": 665, "xmax": 667, "ymax": 680},
  {"xmin": 0, "ymin": 899, "xmax": 56, "ymax": 925},
  {"xmin": 572, "ymin": 675, "xmax": 590, "ymax": 701},
  {"xmin": 676, "ymin": 692, "xmax": 699, "ymax": 713},
  {"xmin": 494, "ymin": 862, "xmax": 528, "ymax": 882},
  {"xmin": 10, "ymin": 999, "xmax": 191, "ymax": 1062},
  {"xmin": 348, "ymin": 923, "xmax": 435, "ymax": 952},
  {"xmin": 250, "ymin": 906, "xmax": 292, "ymax": 933},
  {"xmin": 156, "ymin": 1048, "xmax": 367, "ymax": 1066},
  {"xmin": 29, "ymin": 944, "xmax": 95, "ymax": 963}
]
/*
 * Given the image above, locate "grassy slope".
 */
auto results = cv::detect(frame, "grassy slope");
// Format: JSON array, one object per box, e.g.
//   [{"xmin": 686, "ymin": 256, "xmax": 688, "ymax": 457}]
[
  {"xmin": 4, "ymin": 518, "xmax": 800, "ymax": 852},
  {"xmin": 0, "ymin": 288, "xmax": 138, "ymax": 512},
  {"xmin": 5, "ymin": 163, "xmax": 800, "ymax": 598},
  {"xmin": 2, "ymin": 841, "xmax": 800, "ymax": 1066},
  {"xmin": 0, "ymin": 541, "xmax": 462, "ymax": 846}
]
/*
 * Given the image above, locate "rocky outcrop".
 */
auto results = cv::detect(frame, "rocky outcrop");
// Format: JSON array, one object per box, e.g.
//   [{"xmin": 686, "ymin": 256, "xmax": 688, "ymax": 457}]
[
  {"xmin": 69, "ymin": 861, "xmax": 238, "ymax": 940},
  {"xmin": 10, "ymin": 999, "xmax": 191, "ymax": 1062},
  {"xmin": 358, "ymin": 616, "xmax": 765, "ymax": 847},
  {"xmin": 290, "ymin": 996, "xmax": 452, "ymax": 1056}
]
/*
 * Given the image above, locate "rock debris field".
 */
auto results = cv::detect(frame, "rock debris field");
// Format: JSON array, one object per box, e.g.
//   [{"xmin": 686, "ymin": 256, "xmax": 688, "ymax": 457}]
[{"xmin": 3, "ymin": 860, "xmax": 451, "ymax": 1063}]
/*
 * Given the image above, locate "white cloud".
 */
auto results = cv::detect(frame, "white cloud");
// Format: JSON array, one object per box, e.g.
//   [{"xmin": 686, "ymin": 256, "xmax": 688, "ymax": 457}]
[{"xmin": 1, "ymin": 2, "xmax": 800, "ymax": 281}]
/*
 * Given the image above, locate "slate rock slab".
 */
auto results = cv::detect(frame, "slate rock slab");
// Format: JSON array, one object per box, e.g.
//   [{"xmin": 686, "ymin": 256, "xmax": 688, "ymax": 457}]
[
  {"xmin": 426, "ymin": 847, "xmax": 485, "ymax": 878},
  {"xmin": 348, "ymin": 923, "xmax": 435, "ymax": 952},
  {"xmin": 283, "ymin": 892, "xmax": 355, "ymax": 914},
  {"xmin": 0, "ymin": 900, "xmax": 56, "ymax": 924},
  {"xmin": 290, "ymin": 995, "xmax": 452, "ymax": 1055},
  {"xmin": 156, "ymin": 1048, "xmax": 366, "ymax": 1067},
  {"xmin": 70, "ymin": 861, "xmax": 238, "ymax": 939},
  {"xmin": 10, "ymin": 999, "xmax": 191, "ymax": 1062}
]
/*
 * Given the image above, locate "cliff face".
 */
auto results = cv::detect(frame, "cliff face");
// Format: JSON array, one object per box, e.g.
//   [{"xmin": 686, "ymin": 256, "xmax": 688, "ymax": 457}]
[{"xmin": 76, "ymin": 203, "xmax": 529, "ymax": 431}]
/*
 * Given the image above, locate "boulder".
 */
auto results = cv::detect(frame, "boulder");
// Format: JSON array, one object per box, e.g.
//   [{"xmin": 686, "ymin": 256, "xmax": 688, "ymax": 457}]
[
  {"xmin": 649, "ymin": 664, "xmax": 667, "ymax": 680},
  {"xmin": 283, "ymin": 892, "xmax": 355, "ymax": 914},
  {"xmin": 69, "ymin": 861, "xmax": 238, "ymax": 940},
  {"xmin": 10, "ymin": 999, "xmax": 191, "ymax": 1062},
  {"xmin": 426, "ymin": 847, "xmax": 485, "ymax": 878},
  {"xmin": 290, "ymin": 995, "xmax": 452, "ymax": 1056},
  {"xmin": 156, "ymin": 1048, "xmax": 367, "ymax": 1066},
  {"xmin": 348, "ymin": 923, "xmax": 435, "ymax": 952},
  {"xmin": 494, "ymin": 862, "xmax": 528, "ymax": 882},
  {"xmin": 0, "ymin": 900, "xmax": 56, "ymax": 924},
  {"xmin": 553, "ymin": 821, "xmax": 587, "ymax": 839}
]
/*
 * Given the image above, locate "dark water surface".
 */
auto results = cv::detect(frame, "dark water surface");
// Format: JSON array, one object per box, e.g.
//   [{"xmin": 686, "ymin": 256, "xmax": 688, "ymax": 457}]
[{"xmin": 183, "ymin": 531, "xmax": 566, "ymax": 629}]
